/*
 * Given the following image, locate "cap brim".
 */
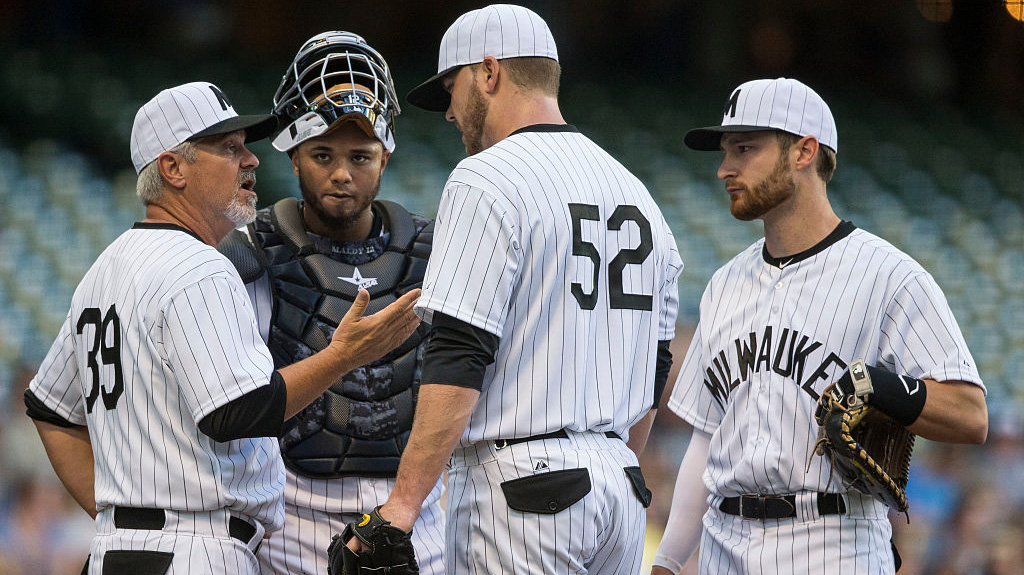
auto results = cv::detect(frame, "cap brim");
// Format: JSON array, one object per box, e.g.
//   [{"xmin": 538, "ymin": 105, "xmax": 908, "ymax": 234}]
[
  {"xmin": 190, "ymin": 114, "xmax": 279, "ymax": 143},
  {"xmin": 406, "ymin": 67, "xmax": 457, "ymax": 112},
  {"xmin": 683, "ymin": 125, "xmax": 779, "ymax": 151}
]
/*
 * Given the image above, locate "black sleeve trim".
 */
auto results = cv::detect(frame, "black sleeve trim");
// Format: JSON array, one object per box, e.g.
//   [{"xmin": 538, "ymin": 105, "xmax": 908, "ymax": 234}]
[
  {"xmin": 24, "ymin": 388, "xmax": 79, "ymax": 428},
  {"xmin": 652, "ymin": 340, "xmax": 673, "ymax": 409},
  {"xmin": 198, "ymin": 371, "xmax": 287, "ymax": 441},
  {"xmin": 420, "ymin": 313, "xmax": 500, "ymax": 391}
]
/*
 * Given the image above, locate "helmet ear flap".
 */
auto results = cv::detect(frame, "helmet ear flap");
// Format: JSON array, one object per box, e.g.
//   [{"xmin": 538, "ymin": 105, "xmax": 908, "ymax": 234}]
[{"xmin": 272, "ymin": 31, "xmax": 399, "ymax": 152}]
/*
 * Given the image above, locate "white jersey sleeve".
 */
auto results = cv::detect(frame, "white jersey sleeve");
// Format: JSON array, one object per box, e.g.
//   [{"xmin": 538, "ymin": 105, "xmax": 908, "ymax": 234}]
[
  {"xmin": 163, "ymin": 275, "xmax": 276, "ymax": 421},
  {"xmin": 29, "ymin": 311, "xmax": 88, "ymax": 425},
  {"xmin": 666, "ymin": 285, "xmax": 723, "ymax": 435},
  {"xmin": 415, "ymin": 181, "xmax": 520, "ymax": 337},
  {"xmin": 658, "ymin": 225, "xmax": 683, "ymax": 341},
  {"xmin": 879, "ymin": 272, "xmax": 984, "ymax": 388}
]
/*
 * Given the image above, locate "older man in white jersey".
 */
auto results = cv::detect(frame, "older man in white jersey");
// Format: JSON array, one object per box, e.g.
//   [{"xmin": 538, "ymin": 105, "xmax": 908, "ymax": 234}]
[
  {"xmin": 651, "ymin": 78, "xmax": 988, "ymax": 575},
  {"xmin": 342, "ymin": 5, "xmax": 683, "ymax": 575},
  {"xmin": 24, "ymin": 81, "xmax": 420, "ymax": 575}
]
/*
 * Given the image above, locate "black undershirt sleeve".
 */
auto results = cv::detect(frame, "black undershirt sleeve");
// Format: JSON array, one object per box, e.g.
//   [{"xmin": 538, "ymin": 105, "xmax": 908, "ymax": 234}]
[
  {"xmin": 24, "ymin": 388, "xmax": 79, "ymax": 428},
  {"xmin": 420, "ymin": 312, "xmax": 500, "ymax": 391},
  {"xmin": 652, "ymin": 340, "xmax": 673, "ymax": 409},
  {"xmin": 198, "ymin": 371, "xmax": 288, "ymax": 441}
]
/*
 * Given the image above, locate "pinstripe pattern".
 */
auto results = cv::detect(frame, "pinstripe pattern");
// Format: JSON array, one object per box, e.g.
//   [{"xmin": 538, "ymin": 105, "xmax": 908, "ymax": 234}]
[
  {"xmin": 417, "ymin": 127, "xmax": 682, "ymax": 444},
  {"xmin": 416, "ymin": 125, "xmax": 680, "ymax": 575},
  {"xmin": 699, "ymin": 499, "xmax": 893, "ymax": 575},
  {"xmin": 258, "ymin": 477, "xmax": 446, "ymax": 575},
  {"xmin": 667, "ymin": 225, "xmax": 983, "ymax": 574},
  {"xmin": 242, "ymin": 258, "xmax": 447, "ymax": 575},
  {"xmin": 131, "ymin": 82, "xmax": 241, "ymax": 172},
  {"xmin": 436, "ymin": 5, "xmax": 557, "ymax": 74},
  {"xmin": 29, "ymin": 224, "xmax": 283, "ymax": 574},
  {"xmin": 723, "ymin": 78, "xmax": 837, "ymax": 152},
  {"xmin": 448, "ymin": 432, "xmax": 644, "ymax": 575},
  {"xmin": 91, "ymin": 508, "xmax": 264, "ymax": 574}
]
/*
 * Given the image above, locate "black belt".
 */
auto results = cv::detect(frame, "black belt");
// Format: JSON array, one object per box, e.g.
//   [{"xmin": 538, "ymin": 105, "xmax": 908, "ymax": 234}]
[
  {"xmin": 494, "ymin": 429, "xmax": 622, "ymax": 449},
  {"xmin": 113, "ymin": 507, "xmax": 257, "ymax": 544},
  {"xmin": 718, "ymin": 493, "xmax": 846, "ymax": 520}
]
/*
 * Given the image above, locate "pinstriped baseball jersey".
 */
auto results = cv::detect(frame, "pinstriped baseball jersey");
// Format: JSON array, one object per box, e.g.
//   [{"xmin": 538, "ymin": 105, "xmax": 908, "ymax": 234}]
[
  {"xmin": 28, "ymin": 224, "xmax": 284, "ymax": 530},
  {"xmin": 415, "ymin": 124, "xmax": 683, "ymax": 444},
  {"xmin": 668, "ymin": 223, "xmax": 984, "ymax": 501}
]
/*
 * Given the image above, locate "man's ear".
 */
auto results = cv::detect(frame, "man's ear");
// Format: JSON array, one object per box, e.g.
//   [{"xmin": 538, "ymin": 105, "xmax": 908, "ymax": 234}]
[
  {"xmin": 479, "ymin": 56, "xmax": 501, "ymax": 94},
  {"xmin": 157, "ymin": 151, "xmax": 188, "ymax": 190},
  {"xmin": 793, "ymin": 136, "xmax": 820, "ymax": 172}
]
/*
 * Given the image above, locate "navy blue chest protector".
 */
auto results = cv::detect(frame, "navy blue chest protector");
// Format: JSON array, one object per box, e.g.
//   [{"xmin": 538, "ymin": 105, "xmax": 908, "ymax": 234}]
[{"xmin": 232, "ymin": 197, "xmax": 432, "ymax": 478}]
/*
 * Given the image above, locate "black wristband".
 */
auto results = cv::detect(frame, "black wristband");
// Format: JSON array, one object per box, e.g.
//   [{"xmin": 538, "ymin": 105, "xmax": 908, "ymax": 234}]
[{"xmin": 865, "ymin": 365, "xmax": 928, "ymax": 426}]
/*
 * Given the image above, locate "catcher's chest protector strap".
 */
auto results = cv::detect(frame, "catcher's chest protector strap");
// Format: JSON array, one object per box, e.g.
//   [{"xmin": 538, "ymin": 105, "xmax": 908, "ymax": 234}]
[{"xmin": 252, "ymin": 197, "xmax": 432, "ymax": 479}]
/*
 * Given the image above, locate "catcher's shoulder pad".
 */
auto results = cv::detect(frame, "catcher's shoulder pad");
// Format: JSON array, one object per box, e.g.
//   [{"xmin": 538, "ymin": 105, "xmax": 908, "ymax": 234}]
[{"xmin": 217, "ymin": 227, "xmax": 268, "ymax": 284}]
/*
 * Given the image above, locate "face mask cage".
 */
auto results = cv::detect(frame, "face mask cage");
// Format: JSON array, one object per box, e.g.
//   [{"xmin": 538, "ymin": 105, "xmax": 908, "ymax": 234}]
[{"xmin": 272, "ymin": 33, "xmax": 400, "ymax": 151}]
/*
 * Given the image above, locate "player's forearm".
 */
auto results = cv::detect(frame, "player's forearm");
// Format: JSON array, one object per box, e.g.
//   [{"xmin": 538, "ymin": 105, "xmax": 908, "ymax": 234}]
[
  {"xmin": 33, "ymin": 420, "xmax": 97, "ymax": 518},
  {"xmin": 384, "ymin": 383, "xmax": 480, "ymax": 531},
  {"xmin": 908, "ymin": 379, "xmax": 987, "ymax": 444},
  {"xmin": 626, "ymin": 409, "xmax": 657, "ymax": 455},
  {"xmin": 281, "ymin": 289, "xmax": 421, "ymax": 419},
  {"xmin": 653, "ymin": 427, "xmax": 711, "ymax": 574},
  {"xmin": 278, "ymin": 344, "xmax": 354, "ymax": 419}
]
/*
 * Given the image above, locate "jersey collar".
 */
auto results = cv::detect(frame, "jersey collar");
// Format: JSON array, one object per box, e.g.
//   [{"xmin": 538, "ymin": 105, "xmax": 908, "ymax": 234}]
[
  {"xmin": 509, "ymin": 124, "xmax": 580, "ymax": 136},
  {"xmin": 762, "ymin": 220, "xmax": 856, "ymax": 268},
  {"xmin": 132, "ymin": 222, "xmax": 205, "ymax": 243}
]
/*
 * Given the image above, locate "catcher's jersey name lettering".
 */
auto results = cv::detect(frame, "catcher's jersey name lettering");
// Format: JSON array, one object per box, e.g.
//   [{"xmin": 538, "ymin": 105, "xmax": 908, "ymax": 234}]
[{"xmin": 703, "ymin": 325, "xmax": 848, "ymax": 407}]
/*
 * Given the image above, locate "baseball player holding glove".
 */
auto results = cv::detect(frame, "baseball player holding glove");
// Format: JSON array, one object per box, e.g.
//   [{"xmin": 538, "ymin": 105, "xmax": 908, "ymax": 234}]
[
  {"xmin": 651, "ymin": 78, "xmax": 987, "ymax": 575},
  {"xmin": 340, "ymin": 4, "xmax": 683, "ymax": 575},
  {"xmin": 24, "ymin": 81, "xmax": 421, "ymax": 575},
  {"xmin": 217, "ymin": 31, "xmax": 445, "ymax": 575}
]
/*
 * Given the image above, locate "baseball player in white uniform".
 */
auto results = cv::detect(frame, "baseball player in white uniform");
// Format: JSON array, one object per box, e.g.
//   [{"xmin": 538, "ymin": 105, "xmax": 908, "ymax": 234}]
[
  {"xmin": 651, "ymin": 78, "xmax": 988, "ymax": 575},
  {"xmin": 345, "ymin": 5, "xmax": 683, "ymax": 575},
  {"xmin": 24, "ymin": 81, "xmax": 420, "ymax": 575},
  {"xmin": 217, "ymin": 32, "xmax": 445, "ymax": 575}
]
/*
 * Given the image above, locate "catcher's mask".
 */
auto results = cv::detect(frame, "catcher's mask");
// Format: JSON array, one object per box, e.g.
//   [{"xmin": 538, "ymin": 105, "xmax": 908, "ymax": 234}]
[{"xmin": 272, "ymin": 31, "xmax": 399, "ymax": 153}]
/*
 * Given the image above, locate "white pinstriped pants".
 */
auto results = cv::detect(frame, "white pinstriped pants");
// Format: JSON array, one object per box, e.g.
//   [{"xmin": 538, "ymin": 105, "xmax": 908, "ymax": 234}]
[
  {"xmin": 447, "ymin": 430, "xmax": 646, "ymax": 575},
  {"xmin": 699, "ymin": 491, "xmax": 895, "ymax": 574},
  {"xmin": 258, "ymin": 477, "xmax": 446, "ymax": 575},
  {"xmin": 90, "ymin": 507, "xmax": 265, "ymax": 575}
]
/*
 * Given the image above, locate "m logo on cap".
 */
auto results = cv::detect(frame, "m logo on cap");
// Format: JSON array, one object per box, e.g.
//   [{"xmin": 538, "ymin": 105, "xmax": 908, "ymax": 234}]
[
  {"xmin": 209, "ymin": 85, "xmax": 234, "ymax": 112},
  {"xmin": 723, "ymin": 89, "xmax": 741, "ymax": 119}
]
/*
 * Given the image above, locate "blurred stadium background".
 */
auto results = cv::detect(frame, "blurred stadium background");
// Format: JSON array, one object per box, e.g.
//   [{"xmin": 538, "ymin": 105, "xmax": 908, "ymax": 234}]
[{"xmin": 0, "ymin": 1, "xmax": 1022, "ymax": 573}]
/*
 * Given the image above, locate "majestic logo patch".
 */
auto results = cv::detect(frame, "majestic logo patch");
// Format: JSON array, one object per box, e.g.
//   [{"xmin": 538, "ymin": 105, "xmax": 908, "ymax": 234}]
[{"xmin": 339, "ymin": 267, "xmax": 379, "ymax": 290}]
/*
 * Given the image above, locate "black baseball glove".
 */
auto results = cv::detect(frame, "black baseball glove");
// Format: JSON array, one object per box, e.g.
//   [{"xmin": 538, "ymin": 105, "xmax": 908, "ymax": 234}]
[
  {"xmin": 812, "ymin": 359, "xmax": 916, "ymax": 513},
  {"xmin": 327, "ymin": 506, "xmax": 418, "ymax": 575}
]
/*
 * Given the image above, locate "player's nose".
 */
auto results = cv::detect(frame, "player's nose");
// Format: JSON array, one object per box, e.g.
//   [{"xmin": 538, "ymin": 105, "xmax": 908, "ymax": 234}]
[
  {"xmin": 241, "ymin": 144, "xmax": 259, "ymax": 169},
  {"xmin": 331, "ymin": 163, "xmax": 354, "ymax": 184},
  {"xmin": 717, "ymin": 157, "xmax": 736, "ymax": 181}
]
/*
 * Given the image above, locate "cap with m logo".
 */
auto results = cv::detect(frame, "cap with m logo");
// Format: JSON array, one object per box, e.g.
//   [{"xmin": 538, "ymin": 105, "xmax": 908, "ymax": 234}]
[
  {"xmin": 130, "ymin": 81, "xmax": 278, "ymax": 173},
  {"xmin": 684, "ymin": 78, "xmax": 837, "ymax": 153}
]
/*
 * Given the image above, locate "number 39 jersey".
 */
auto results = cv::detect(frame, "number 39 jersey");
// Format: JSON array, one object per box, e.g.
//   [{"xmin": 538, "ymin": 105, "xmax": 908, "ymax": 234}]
[
  {"xmin": 415, "ymin": 125, "xmax": 683, "ymax": 445},
  {"xmin": 28, "ymin": 224, "xmax": 284, "ymax": 529}
]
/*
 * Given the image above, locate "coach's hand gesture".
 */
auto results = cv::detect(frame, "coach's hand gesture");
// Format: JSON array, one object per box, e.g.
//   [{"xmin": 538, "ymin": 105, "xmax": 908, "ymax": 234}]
[
  {"xmin": 279, "ymin": 288, "xmax": 421, "ymax": 419},
  {"xmin": 330, "ymin": 288, "xmax": 422, "ymax": 370}
]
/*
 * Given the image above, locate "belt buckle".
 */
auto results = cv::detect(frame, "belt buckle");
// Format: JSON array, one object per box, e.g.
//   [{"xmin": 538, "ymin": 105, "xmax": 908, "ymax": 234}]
[
  {"xmin": 738, "ymin": 494, "xmax": 763, "ymax": 520},
  {"xmin": 494, "ymin": 439, "xmax": 508, "ymax": 450}
]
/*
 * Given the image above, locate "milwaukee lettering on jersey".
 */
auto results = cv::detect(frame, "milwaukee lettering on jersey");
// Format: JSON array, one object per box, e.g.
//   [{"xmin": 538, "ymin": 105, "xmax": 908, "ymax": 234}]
[{"xmin": 702, "ymin": 325, "xmax": 846, "ymax": 408}]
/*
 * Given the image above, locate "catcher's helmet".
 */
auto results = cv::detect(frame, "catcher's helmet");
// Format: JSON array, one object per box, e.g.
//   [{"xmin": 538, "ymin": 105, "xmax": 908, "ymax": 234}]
[{"xmin": 272, "ymin": 31, "xmax": 399, "ymax": 153}]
